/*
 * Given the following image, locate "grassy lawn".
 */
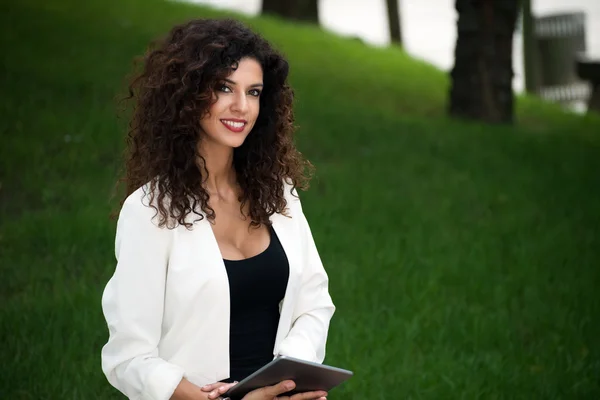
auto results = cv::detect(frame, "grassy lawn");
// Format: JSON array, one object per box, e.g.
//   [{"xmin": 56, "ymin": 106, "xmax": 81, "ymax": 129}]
[{"xmin": 2, "ymin": 0, "xmax": 600, "ymax": 398}]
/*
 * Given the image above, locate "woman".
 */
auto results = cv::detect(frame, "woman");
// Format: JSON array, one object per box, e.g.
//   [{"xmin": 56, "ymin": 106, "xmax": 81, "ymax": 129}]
[{"xmin": 100, "ymin": 18, "xmax": 335, "ymax": 400}]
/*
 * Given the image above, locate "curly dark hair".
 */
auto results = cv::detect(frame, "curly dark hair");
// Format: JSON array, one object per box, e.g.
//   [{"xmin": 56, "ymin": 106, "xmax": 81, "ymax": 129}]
[{"xmin": 118, "ymin": 18, "xmax": 314, "ymax": 229}]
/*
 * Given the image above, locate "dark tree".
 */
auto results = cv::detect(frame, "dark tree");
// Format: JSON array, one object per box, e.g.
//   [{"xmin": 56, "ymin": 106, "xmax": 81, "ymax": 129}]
[
  {"xmin": 262, "ymin": 0, "xmax": 319, "ymax": 23},
  {"xmin": 449, "ymin": 0, "xmax": 520, "ymax": 124},
  {"xmin": 521, "ymin": 0, "xmax": 541, "ymax": 94},
  {"xmin": 386, "ymin": 0, "xmax": 402, "ymax": 46}
]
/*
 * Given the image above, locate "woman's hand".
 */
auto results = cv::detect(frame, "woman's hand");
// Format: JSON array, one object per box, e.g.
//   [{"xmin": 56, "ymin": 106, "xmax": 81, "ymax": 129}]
[
  {"xmin": 201, "ymin": 381, "xmax": 239, "ymax": 399},
  {"xmin": 201, "ymin": 379, "xmax": 327, "ymax": 400},
  {"xmin": 243, "ymin": 380, "xmax": 327, "ymax": 400},
  {"xmin": 171, "ymin": 378, "xmax": 221, "ymax": 400}
]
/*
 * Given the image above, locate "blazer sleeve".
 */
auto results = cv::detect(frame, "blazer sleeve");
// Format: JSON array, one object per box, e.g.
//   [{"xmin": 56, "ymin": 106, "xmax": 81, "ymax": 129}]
[
  {"xmin": 101, "ymin": 191, "xmax": 185, "ymax": 400},
  {"xmin": 277, "ymin": 187, "xmax": 336, "ymax": 363}
]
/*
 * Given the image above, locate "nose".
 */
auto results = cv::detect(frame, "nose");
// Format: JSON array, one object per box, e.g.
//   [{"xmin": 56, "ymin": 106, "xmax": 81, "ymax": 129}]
[{"xmin": 230, "ymin": 91, "xmax": 249, "ymax": 114}]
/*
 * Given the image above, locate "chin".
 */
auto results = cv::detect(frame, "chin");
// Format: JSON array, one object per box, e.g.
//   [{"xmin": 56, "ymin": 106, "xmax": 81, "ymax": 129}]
[{"xmin": 223, "ymin": 136, "xmax": 248, "ymax": 149}]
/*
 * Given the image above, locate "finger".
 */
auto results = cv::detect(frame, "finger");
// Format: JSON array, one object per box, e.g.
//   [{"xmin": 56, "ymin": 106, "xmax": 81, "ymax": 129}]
[
  {"xmin": 260, "ymin": 380, "xmax": 296, "ymax": 398},
  {"xmin": 201, "ymin": 382, "xmax": 226, "ymax": 392},
  {"xmin": 217, "ymin": 382, "xmax": 238, "ymax": 393},
  {"xmin": 290, "ymin": 391, "xmax": 328, "ymax": 400},
  {"xmin": 206, "ymin": 382, "xmax": 238, "ymax": 399},
  {"xmin": 280, "ymin": 391, "xmax": 328, "ymax": 400}
]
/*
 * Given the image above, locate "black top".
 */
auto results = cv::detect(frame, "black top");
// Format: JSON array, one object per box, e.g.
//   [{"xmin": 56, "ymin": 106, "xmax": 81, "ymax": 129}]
[{"xmin": 222, "ymin": 224, "xmax": 290, "ymax": 383}]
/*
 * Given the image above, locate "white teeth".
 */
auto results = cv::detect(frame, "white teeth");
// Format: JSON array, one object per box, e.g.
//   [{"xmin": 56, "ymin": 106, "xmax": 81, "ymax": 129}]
[{"xmin": 222, "ymin": 120, "xmax": 245, "ymax": 128}]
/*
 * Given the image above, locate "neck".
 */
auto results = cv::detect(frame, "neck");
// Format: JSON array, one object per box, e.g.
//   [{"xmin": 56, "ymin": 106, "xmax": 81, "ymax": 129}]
[{"xmin": 197, "ymin": 140, "xmax": 237, "ymax": 195}]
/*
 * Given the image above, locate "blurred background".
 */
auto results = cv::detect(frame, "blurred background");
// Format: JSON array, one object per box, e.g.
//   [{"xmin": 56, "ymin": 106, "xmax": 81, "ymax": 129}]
[
  {"xmin": 185, "ymin": 0, "xmax": 600, "ymax": 109},
  {"xmin": 1, "ymin": 0, "xmax": 599, "ymax": 398}
]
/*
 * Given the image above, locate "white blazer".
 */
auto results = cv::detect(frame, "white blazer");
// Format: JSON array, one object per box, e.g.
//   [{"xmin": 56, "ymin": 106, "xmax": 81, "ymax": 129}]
[{"xmin": 100, "ymin": 182, "xmax": 336, "ymax": 400}]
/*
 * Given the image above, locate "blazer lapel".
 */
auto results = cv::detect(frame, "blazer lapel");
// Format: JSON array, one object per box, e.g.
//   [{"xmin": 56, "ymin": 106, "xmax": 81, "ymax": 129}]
[
  {"xmin": 192, "ymin": 217, "xmax": 231, "ymax": 382},
  {"xmin": 271, "ymin": 211, "xmax": 303, "ymax": 356}
]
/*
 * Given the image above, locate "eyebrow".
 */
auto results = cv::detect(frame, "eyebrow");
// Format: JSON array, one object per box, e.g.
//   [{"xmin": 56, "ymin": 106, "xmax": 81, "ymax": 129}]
[{"xmin": 224, "ymin": 78, "xmax": 263, "ymax": 88}]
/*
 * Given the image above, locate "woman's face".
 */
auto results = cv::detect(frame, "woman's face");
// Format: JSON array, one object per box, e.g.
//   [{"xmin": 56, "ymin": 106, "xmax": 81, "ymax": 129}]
[{"xmin": 199, "ymin": 57, "xmax": 263, "ymax": 149}]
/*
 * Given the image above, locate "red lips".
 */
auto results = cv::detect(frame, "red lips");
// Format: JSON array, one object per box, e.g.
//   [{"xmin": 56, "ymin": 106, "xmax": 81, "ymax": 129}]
[{"xmin": 220, "ymin": 119, "xmax": 247, "ymax": 133}]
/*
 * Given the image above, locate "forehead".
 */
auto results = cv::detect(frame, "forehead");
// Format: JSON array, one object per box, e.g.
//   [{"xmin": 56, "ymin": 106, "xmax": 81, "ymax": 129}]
[{"xmin": 228, "ymin": 57, "xmax": 263, "ymax": 82}]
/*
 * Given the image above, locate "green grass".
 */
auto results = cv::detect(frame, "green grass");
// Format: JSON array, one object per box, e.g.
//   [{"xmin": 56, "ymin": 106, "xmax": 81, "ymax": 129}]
[{"xmin": 2, "ymin": 0, "xmax": 600, "ymax": 398}]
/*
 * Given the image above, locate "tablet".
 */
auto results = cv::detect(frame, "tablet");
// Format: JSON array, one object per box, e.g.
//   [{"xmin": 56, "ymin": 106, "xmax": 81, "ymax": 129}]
[{"xmin": 223, "ymin": 355, "xmax": 353, "ymax": 399}]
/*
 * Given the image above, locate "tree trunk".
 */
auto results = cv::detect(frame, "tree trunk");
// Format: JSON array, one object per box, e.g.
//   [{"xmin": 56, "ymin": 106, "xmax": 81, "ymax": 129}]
[
  {"xmin": 449, "ymin": 0, "xmax": 520, "ymax": 124},
  {"xmin": 387, "ymin": 0, "xmax": 402, "ymax": 46},
  {"xmin": 522, "ymin": 0, "xmax": 541, "ymax": 94},
  {"xmin": 262, "ymin": 0, "xmax": 319, "ymax": 23}
]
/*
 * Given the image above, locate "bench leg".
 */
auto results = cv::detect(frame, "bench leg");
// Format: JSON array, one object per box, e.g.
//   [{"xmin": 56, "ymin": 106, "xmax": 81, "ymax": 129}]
[{"xmin": 589, "ymin": 82, "xmax": 600, "ymax": 113}]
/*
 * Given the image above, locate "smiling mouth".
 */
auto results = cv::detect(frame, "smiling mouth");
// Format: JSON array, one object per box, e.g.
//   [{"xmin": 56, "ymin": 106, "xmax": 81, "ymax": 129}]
[{"xmin": 220, "ymin": 119, "xmax": 247, "ymax": 133}]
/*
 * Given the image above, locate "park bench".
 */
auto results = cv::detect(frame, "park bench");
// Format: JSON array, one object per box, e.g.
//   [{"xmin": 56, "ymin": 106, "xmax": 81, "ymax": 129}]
[{"xmin": 526, "ymin": 11, "xmax": 598, "ymax": 113}]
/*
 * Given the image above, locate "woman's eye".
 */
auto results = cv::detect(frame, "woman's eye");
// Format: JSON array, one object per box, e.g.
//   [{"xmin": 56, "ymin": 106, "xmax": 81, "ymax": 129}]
[
  {"xmin": 249, "ymin": 89, "xmax": 261, "ymax": 97},
  {"xmin": 218, "ymin": 85, "xmax": 232, "ymax": 93}
]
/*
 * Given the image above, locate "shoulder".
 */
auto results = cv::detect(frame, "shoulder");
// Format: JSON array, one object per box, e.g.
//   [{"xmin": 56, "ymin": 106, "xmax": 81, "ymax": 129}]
[
  {"xmin": 114, "ymin": 184, "xmax": 176, "ymax": 255},
  {"xmin": 119, "ymin": 183, "xmax": 172, "ymax": 229},
  {"xmin": 282, "ymin": 179, "xmax": 304, "ymax": 215},
  {"xmin": 121, "ymin": 183, "xmax": 153, "ymax": 213}
]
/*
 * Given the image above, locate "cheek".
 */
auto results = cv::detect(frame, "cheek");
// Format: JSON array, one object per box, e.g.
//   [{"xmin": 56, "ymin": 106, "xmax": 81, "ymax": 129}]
[
  {"xmin": 251, "ymin": 101, "xmax": 260, "ymax": 120},
  {"xmin": 199, "ymin": 112, "xmax": 211, "ymax": 128},
  {"xmin": 207, "ymin": 100, "xmax": 221, "ymax": 117},
  {"xmin": 206, "ymin": 95, "xmax": 227, "ymax": 115},
  {"xmin": 200, "ymin": 102, "xmax": 220, "ymax": 125}
]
